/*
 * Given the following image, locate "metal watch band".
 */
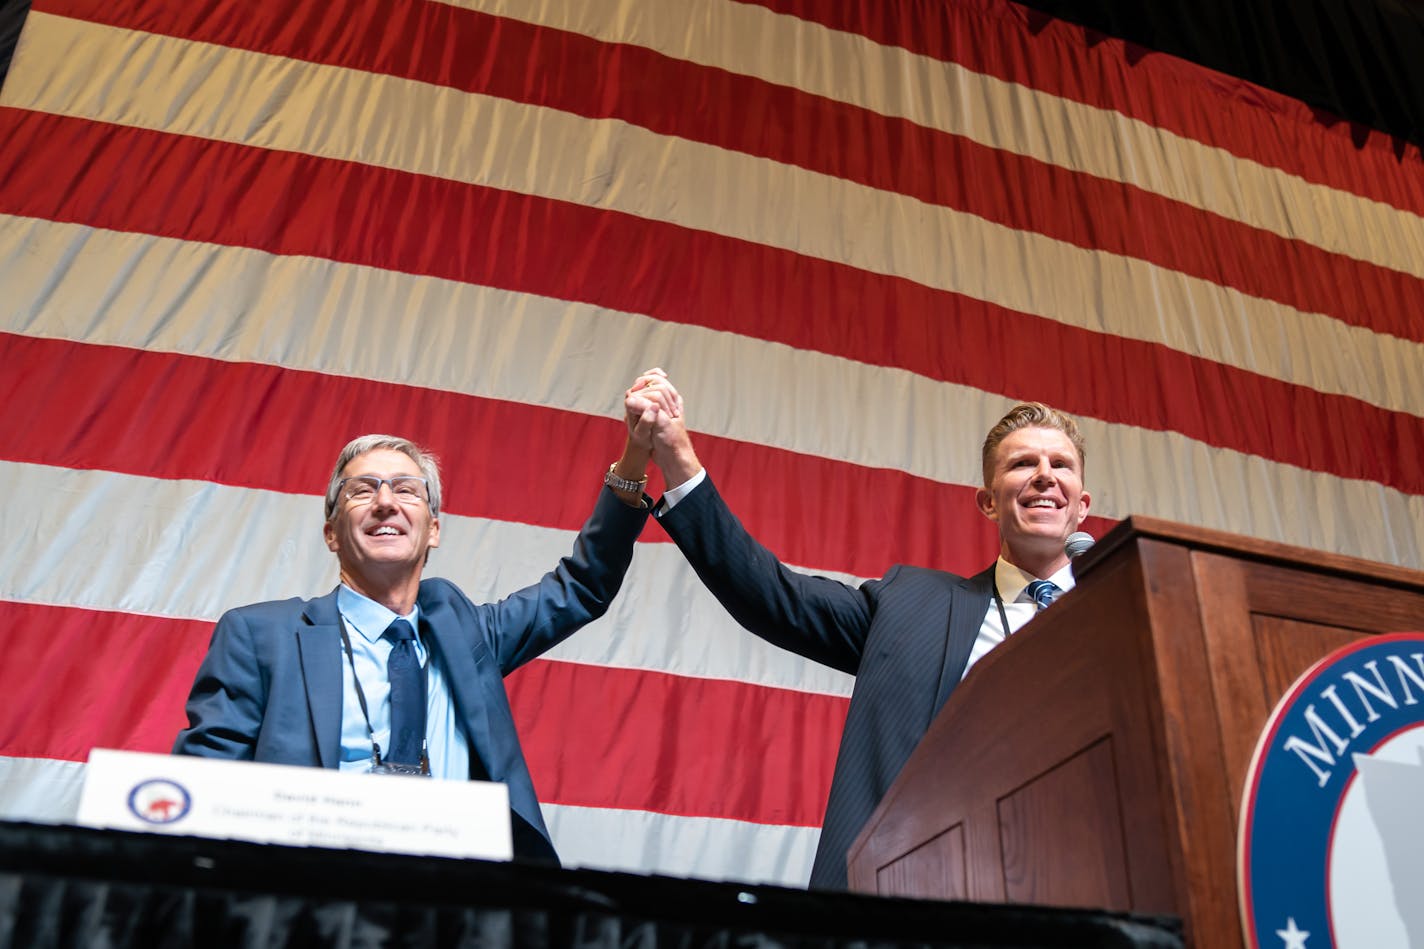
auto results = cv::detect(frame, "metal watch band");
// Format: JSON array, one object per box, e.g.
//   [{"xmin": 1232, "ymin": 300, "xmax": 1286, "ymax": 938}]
[{"xmin": 604, "ymin": 464, "xmax": 648, "ymax": 494}]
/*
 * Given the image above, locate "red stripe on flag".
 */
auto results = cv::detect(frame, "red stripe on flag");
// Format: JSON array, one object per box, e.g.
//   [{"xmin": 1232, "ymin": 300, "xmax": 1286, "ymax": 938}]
[
  {"xmin": 509, "ymin": 659, "xmax": 845, "ymax": 826},
  {"xmin": 0, "ymin": 601, "xmax": 209, "ymax": 759},
  {"xmin": 0, "ymin": 332, "xmax": 1025, "ymax": 578},
  {"xmin": 0, "ymin": 333, "xmax": 641, "ymax": 541},
  {"xmin": 743, "ymin": 0, "xmax": 1424, "ymax": 215},
  {"xmin": 30, "ymin": 0, "xmax": 1424, "ymax": 344},
  {"xmin": 0, "ymin": 600, "xmax": 844, "ymax": 825},
  {"xmin": 2, "ymin": 110, "xmax": 1420, "ymax": 500}
]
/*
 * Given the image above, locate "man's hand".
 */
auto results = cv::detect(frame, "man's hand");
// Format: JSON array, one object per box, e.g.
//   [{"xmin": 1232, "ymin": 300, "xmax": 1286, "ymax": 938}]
[
  {"xmin": 625, "ymin": 367, "xmax": 682, "ymax": 448},
  {"xmin": 606, "ymin": 368, "xmax": 685, "ymax": 506},
  {"xmin": 624, "ymin": 369, "xmax": 702, "ymax": 490},
  {"xmin": 650, "ymin": 411, "xmax": 702, "ymax": 491}
]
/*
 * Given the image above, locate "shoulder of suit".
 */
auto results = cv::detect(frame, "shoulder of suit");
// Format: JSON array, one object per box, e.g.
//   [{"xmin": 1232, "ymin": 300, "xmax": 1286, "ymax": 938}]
[
  {"xmin": 417, "ymin": 575, "xmax": 472, "ymax": 607},
  {"xmin": 221, "ymin": 594, "xmax": 312, "ymax": 623},
  {"xmin": 875, "ymin": 564, "xmax": 968, "ymax": 587}
]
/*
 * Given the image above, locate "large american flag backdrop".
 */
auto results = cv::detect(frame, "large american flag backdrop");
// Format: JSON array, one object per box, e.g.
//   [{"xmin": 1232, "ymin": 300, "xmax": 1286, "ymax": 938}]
[{"xmin": 1, "ymin": 0, "xmax": 1421, "ymax": 886}]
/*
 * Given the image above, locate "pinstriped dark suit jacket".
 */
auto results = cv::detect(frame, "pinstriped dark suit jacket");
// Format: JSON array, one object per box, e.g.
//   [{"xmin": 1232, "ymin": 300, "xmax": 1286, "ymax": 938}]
[{"xmin": 655, "ymin": 476, "xmax": 994, "ymax": 890}]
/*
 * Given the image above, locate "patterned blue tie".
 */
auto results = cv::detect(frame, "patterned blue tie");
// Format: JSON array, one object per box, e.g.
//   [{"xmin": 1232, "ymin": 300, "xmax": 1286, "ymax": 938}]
[
  {"xmin": 1026, "ymin": 579, "xmax": 1063, "ymax": 611},
  {"xmin": 384, "ymin": 619, "xmax": 424, "ymax": 765}
]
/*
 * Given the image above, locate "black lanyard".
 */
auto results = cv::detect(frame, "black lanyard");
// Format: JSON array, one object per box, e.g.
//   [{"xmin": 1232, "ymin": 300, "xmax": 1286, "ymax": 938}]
[
  {"xmin": 337, "ymin": 615, "xmax": 431, "ymax": 776},
  {"xmin": 990, "ymin": 580, "xmax": 1012, "ymax": 641}
]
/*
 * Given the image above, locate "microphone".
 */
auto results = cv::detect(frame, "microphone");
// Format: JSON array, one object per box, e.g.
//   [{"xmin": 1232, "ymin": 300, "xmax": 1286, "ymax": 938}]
[{"xmin": 1065, "ymin": 531, "xmax": 1095, "ymax": 561}]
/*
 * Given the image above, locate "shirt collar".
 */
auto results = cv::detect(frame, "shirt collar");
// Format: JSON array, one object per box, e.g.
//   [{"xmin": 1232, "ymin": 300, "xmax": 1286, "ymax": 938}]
[
  {"xmin": 337, "ymin": 583, "xmax": 421, "ymax": 643},
  {"xmin": 994, "ymin": 557, "xmax": 1076, "ymax": 605}
]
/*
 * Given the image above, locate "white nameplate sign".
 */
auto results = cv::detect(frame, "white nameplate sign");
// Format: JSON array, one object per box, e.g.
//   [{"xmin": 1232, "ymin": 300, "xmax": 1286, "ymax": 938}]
[{"xmin": 76, "ymin": 749, "xmax": 512, "ymax": 861}]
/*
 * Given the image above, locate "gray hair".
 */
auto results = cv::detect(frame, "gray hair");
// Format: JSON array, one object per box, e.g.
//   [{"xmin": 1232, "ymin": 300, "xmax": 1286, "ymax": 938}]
[{"xmin": 324, "ymin": 434, "xmax": 443, "ymax": 521}]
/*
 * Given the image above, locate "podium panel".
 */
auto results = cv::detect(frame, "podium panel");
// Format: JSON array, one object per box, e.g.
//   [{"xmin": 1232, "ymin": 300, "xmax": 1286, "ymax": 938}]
[{"xmin": 847, "ymin": 517, "xmax": 1424, "ymax": 949}]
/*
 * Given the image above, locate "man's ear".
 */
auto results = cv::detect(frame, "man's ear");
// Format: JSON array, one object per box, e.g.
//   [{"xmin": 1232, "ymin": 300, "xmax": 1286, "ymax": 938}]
[
  {"xmin": 1076, "ymin": 490, "xmax": 1091, "ymax": 522},
  {"xmin": 975, "ymin": 487, "xmax": 997, "ymax": 521},
  {"xmin": 323, "ymin": 520, "xmax": 337, "ymax": 553},
  {"xmin": 428, "ymin": 518, "xmax": 441, "ymax": 549}
]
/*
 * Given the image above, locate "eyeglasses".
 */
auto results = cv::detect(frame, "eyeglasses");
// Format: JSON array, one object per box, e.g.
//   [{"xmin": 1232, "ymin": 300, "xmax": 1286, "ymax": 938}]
[{"xmin": 339, "ymin": 475, "xmax": 429, "ymax": 506}]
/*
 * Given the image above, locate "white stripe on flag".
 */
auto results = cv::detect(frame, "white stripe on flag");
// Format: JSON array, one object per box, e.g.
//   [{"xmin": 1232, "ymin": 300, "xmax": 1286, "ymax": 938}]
[
  {"xmin": 0, "ymin": 461, "xmax": 858, "ymax": 695},
  {"xmin": 544, "ymin": 801, "xmax": 818, "ymax": 886},
  {"xmin": 0, "ymin": 755, "xmax": 87, "ymax": 825}
]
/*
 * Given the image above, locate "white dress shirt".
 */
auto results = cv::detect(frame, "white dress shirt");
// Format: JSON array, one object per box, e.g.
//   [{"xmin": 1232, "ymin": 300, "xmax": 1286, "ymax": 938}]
[{"xmin": 960, "ymin": 557, "xmax": 1076, "ymax": 680}]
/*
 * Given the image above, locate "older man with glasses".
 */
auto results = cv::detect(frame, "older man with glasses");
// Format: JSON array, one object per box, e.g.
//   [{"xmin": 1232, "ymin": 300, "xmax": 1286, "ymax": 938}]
[{"xmin": 173, "ymin": 372, "xmax": 678, "ymax": 863}]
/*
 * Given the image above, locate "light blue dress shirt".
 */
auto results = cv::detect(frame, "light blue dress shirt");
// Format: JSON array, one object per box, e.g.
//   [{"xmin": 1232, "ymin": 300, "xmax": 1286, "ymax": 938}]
[{"xmin": 336, "ymin": 584, "xmax": 471, "ymax": 781}]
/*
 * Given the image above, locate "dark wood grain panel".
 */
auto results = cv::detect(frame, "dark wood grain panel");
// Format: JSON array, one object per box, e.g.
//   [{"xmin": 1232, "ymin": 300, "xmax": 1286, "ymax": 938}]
[
  {"xmin": 1244, "ymin": 561, "xmax": 1424, "ymax": 631},
  {"xmin": 1190, "ymin": 552, "xmax": 1264, "ymax": 828},
  {"xmin": 875, "ymin": 825, "xmax": 967, "ymax": 901},
  {"xmin": 997, "ymin": 738, "xmax": 1129, "ymax": 908},
  {"xmin": 1252, "ymin": 615, "xmax": 1366, "ymax": 700},
  {"xmin": 1135, "ymin": 540, "xmax": 1239, "ymax": 949}
]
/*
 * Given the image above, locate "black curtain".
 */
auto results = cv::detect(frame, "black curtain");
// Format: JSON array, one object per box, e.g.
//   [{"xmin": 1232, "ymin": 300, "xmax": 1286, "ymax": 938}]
[
  {"xmin": 0, "ymin": 0, "xmax": 30, "ymax": 89},
  {"xmin": 1017, "ymin": 0, "xmax": 1424, "ymax": 149},
  {"xmin": 0, "ymin": 822, "xmax": 1183, "ymax": 949}
]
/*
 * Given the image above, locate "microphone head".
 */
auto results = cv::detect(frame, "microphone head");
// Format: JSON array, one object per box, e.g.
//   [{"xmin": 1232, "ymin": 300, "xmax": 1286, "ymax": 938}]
[{"xmin": 1065, "ymin": 531, "xmax": 1096, "ymax": 560}]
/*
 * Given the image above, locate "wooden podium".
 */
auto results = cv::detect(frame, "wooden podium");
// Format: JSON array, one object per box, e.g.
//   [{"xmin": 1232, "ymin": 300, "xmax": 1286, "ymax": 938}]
[{"xmin": 846, "ymin": 516, "xmax": 1424, "ymax": 947}]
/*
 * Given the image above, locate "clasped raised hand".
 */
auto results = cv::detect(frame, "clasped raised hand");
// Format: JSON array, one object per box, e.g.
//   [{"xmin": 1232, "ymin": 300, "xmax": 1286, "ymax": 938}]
[{"xmin": 624, "ymin": 367, "xmax": 683, "ymax": 447}]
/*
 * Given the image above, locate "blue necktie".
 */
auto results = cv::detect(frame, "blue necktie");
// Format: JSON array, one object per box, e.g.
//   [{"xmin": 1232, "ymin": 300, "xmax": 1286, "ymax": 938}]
[
  {"xmin": 1026, "ymin": 579, "xmax": 1063, "ymax": 611},
  {"xmin": 384, "ymin": 619, "xmax": 425, "ymax": 765}
]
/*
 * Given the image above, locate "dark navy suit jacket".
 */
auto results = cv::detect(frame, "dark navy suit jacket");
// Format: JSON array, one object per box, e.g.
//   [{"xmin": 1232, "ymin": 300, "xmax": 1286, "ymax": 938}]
[
  {"xmin": 656, "ymin": 476, "xmax": 993, "ymax": 890},
  {"xmin": 174, "ymin": 487, "xmax": 649, "ymax": 862}
]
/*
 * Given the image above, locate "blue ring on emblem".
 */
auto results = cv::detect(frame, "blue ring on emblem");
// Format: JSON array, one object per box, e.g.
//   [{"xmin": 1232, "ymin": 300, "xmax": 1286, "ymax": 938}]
[
  {"xmin": 1239, "ymin": 631, "xmax": 1424, "ymax": 949},
  {"xmin": 126, "ymin": 778, "xmax": 192, "ymax": 824}
]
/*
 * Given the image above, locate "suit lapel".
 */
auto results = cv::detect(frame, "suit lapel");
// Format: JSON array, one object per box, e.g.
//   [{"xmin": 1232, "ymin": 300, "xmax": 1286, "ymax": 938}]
[
  {"xmin": 298, "ymin": 588, "xmax": 345, "ymax": 769},
  {"xmin": 419, "ymin": 589, "xmax": 497, "ymax": 777},
  {"xmin": 932, "ymin": 565, "xmax": 996, "ymax": 713}
]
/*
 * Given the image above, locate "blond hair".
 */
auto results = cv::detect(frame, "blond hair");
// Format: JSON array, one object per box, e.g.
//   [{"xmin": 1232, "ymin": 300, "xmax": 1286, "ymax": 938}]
[{"xmin": 980, "ymin": 403, "xmax": 1085, "ymax": 486}]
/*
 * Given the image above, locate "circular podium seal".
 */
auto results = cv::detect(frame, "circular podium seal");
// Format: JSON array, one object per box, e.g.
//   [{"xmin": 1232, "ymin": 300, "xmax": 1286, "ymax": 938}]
[{"xmin": 1239, "ymin": 632, "xmax": 1424, "ymax": 949}]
